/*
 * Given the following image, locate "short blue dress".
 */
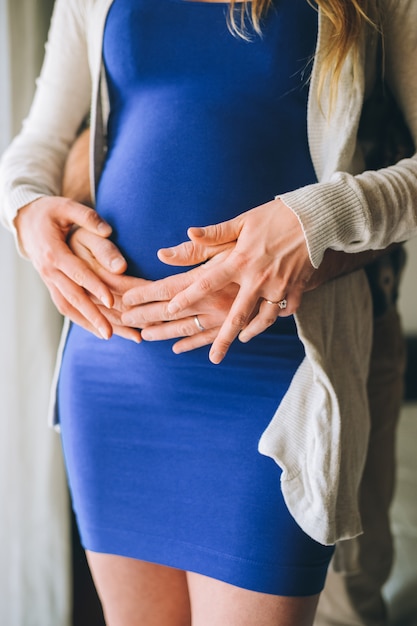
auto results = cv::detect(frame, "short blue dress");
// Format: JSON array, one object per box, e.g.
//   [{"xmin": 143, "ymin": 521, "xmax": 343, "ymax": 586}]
[{"xmin": 58, "ymin": 0, "xmax": 334, "ymax": 596}]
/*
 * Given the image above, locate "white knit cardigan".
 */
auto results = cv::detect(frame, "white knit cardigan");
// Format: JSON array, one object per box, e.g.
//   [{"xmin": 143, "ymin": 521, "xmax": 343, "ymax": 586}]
[{"xmin": 1, "ymin": 0, "xmax": 417, "ymax": 545}]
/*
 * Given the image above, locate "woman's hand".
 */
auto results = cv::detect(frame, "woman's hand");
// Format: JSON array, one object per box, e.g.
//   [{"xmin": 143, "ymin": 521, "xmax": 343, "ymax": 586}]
[
  {"xmin": 156, "ymin": 198, "xmax": 314, "ymax": 363},
  {"xmin": 14, "ymin": 196, "xmax": 127, "ymax": 340},
  {"xmin": 120, "ymin": 247, "xmax": 237, "ymax": 352}
]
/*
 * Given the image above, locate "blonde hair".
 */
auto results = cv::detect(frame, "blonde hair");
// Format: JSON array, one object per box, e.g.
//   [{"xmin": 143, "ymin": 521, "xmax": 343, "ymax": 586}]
[{"xmin": 228, "ymin": 0, "xmax": 378, "ymax": 105}]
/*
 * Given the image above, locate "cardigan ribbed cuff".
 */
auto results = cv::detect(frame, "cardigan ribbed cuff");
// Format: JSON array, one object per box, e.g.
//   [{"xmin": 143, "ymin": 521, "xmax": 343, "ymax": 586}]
[
  {"xmin": 3, "ymin": 188, "xmax": 47, "ymax": 258},
  {"xmin": 279, "ymin": 174, "xmax": 371, "ymax": 268}
]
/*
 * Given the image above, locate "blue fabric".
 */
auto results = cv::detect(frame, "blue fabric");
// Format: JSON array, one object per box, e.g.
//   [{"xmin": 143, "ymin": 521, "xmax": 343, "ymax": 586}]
[{"xmin": 58, "ymin": 0, "xmax": 334, "ymax": 596}]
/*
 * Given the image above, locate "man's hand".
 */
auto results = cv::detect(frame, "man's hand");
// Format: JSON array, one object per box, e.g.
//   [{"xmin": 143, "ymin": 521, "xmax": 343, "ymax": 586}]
[
  {"xmin": 68, "ymin": 226, "xmax": 145, "ymax": 342},
  {"xmin": 15, "ymin": 196, "xmax": 121, "ymax": 340}
]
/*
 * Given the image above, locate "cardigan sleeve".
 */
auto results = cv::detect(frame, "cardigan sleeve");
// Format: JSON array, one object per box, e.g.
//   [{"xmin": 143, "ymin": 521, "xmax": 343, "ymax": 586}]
[
  {"xmin": 0, "ymin": 0, "xmax": 92, "ymax": 248},
  {"xmin": 279, "ymin": 0, "xmax": 417, "ymax": 268}
]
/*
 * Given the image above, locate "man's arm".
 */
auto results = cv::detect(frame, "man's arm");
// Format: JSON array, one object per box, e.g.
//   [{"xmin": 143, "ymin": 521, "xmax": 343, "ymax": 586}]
[
  {"xmin": 61, "ymin": 126, "xmax": 93, "ymax": 207},
  {"xmin": 307, "ymin": 245, "xmax": 401, "ymax": 291}
]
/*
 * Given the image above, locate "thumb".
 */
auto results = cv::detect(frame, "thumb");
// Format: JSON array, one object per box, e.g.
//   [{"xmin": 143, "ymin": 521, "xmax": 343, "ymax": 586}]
[
  {"xmin": 157, "ymin": 240, "xmax": 205, "ymax": 266},
  {"xmin": 59, "ymin": 198, "xmax": 112, "ymax": 237},
  {"xmin": 158, "ymin": 240, "xmax": 232, "ymax": 267},
  {"xmin": 187, "ymin": 216, "xmax": 241, "ymax": 245}
]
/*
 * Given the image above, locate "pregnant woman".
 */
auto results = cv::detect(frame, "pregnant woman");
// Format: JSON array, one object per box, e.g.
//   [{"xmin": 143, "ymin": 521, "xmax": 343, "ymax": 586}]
[{"xmin": 1, "ymin": 0, "xmax": 416, "ymax": 624}]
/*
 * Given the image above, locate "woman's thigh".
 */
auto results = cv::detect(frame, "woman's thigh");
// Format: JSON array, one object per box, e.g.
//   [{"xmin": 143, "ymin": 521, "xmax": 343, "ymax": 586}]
[
  {"xmin": 86, "ymin": 551, "xmax": 191, "ymax": 626},
  {"xmin": 186, "ymin": 571, "xmax": 320, "ymax": 626},
  {"xmin": 86, "ymin": 551, "xmax": 319, "ymax": 626}
]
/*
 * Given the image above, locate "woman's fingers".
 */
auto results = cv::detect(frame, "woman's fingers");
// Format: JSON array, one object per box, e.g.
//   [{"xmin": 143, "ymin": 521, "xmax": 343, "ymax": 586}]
[
  {"xmin": 139, "ymin": 292, "xmax": 233, "ymax": 339},
  {"xmin": 123, "ymin": 266, "xmax": 204, "ymax": 307},
  {"xmin": 140, "ymin": 317, "xmax": 220, "ymax": 353},
  {"xmin": 110, "ymin": 324, "xmax": 142, "ymax": 343},
  {"xmin": 123, "ymin": 249, "xmax": 234, "ymax": 308},
  {"xmin": 166, "ymin": 261, "xmax": 235, "ymax": 317},
  {"xmin": 140, "ymin": 315, "xmax": 211, "ymax": 341},
  {"xmin": 122, "ymin": 301, "xmax": 170, "ymax": 327},
  {"xmin": 173, "ymin": 327, "xmax": 220, "ymax": 353},
  {"xmin": 123, "ymin": 279, "xmax": 238, "ymax": 343},
  {"xmin": 123, "ymin": 282, "xmax": 236, "ymax": 328},
  {"xmin": 79, "ymin": 265, "xmax": 150, "ymax": 308},
  {"xmin": 94, "ymin": 303, "xmax": 142, "ymax": 342}
]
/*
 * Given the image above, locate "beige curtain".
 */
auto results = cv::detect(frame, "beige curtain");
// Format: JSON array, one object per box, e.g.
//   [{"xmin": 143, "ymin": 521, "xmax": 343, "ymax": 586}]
[{"xmin": 0, "ymin": 1, "xmax": 71, "ymax": 624}]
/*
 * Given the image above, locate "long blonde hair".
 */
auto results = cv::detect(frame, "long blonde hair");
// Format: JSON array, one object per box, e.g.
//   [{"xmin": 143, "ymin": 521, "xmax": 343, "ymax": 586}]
[{"xmin": 229, "ymin": 0, "xmax": 378, "ymax": 102}]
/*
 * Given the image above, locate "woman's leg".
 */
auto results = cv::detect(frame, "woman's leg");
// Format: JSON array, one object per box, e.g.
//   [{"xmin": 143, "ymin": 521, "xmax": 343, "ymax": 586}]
[
  {"xmin": 86, "ymin": 551, "xmax": 191, "ymax": 626},
  {"xmin": 86, "ymin": 551, "xmax": 319, "ymax": 625},
  {"xmin": 187, "ymin": 571, "xmax": 320, "ymax": 626}
]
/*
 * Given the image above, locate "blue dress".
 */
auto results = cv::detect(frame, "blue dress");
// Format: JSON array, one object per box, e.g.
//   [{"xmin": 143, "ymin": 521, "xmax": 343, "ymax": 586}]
[{"xmin": 58, "ymin": 0, "xmax": 334, "ymax": 596}]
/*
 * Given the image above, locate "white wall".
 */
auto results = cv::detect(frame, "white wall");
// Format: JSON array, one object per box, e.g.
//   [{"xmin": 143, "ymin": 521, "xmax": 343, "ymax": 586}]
[{"xmin": 0, "ymin": 1, "xmax": 70, "ymax": 624}]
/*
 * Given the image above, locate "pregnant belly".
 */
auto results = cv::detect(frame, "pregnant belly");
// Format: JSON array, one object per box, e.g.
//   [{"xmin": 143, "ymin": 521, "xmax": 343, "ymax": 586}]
[{"xmin": 94, "ymin": 97, "xmax": 285, "ymax": 280}]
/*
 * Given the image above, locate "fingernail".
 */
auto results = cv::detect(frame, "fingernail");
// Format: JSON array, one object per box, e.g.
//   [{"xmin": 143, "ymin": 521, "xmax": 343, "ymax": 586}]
[
  {"xmin": 167, "ymin": 302, "xmax": 180, "ymax": 315},
  {"xmin": 210, "ymin": 350, "xmax": 224, "ymax": 364},
  {"xmin": 123, "ymin": 295, "xmax": 134, "ymax": 306},
  {"xmin": 239, "ymin": 333, "xmax": 249, "ymax": 343},
  {"xmin": 160, "ymin": 247, "xmax": 175, "ymax": 257},
  {"xmin": 99, "ymin": 326, "xmax": 110, "ymax": 340},
  {"xmin": 110, "ymin": 257, "xmax": 126, "ymax": 271},
  {"xmin": 100, "ymin": 295, "xmax": 112, "ymax": 309},
  {"xmin": 191, "ymin": 227, "xmax": 205, "ymax": 237},
  {"xmin": 98, "ymin": 221, "xmax": 111, "ymax": 234},
  {"xmin": 141, "ymin": 329, "xmax": 153, "ymax": 340}
]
